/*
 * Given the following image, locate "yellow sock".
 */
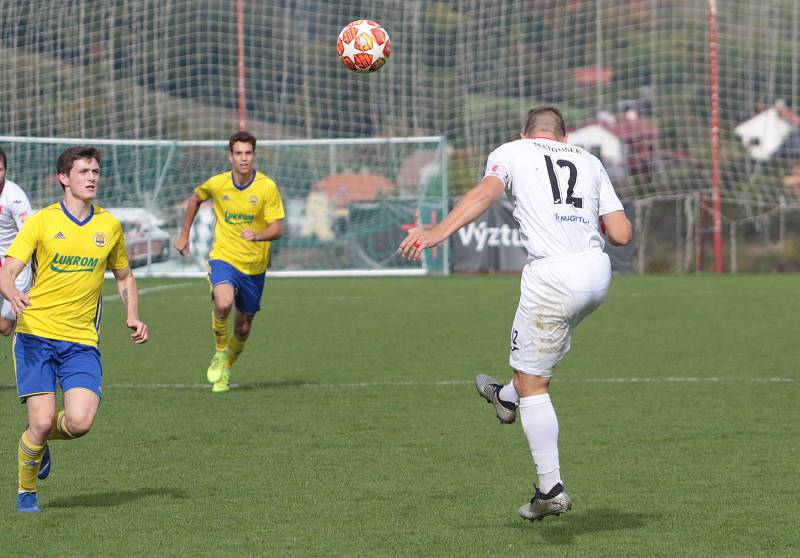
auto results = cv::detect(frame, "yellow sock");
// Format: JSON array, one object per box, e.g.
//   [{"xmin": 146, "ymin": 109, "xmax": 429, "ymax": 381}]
[
  {"xmin": 226, "ymin": 335, "xmax": 247, "ymax": 368},
  {"xmin": 212, "ymin": 311, "xmax": 229, "ymax": 352},
  {"xmin": 18, "ymin": 432, "xmax": 45, "ymax": 492},
  {"xmin": 48, "ymin": 410, "xmax": 76, "ymax": 440}
]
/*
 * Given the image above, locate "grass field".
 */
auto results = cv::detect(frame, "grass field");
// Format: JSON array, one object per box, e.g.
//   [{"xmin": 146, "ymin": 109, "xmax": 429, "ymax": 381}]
[{"xmin": 0, "ymin": 274, "xmax": 798, "ymax": 557}]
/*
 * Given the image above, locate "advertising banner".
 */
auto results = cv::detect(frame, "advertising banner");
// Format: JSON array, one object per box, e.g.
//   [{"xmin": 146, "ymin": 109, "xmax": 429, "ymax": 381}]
[{"xmin": 450, "ymin": 199, "xmax": 632, "ymax": 273}]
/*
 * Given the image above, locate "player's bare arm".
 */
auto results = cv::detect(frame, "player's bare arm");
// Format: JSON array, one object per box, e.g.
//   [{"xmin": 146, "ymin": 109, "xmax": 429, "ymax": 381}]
[
  {"xmin": 601, "ymin": 210, "xmax": 632, "ymax": 246},
  {"xmin": 400, "ymin": 175, "xmax": 504, "ymax": 261},
  {"xmin": 111, "ymin": 266, "xmax": 148, "ymax": 344},
  {"xmin": 0, "ymin": 256, "xmax": 30, "ymax": 315},
  {"xmin": 175, "ymin": 193, "xmax": 205, "ymax": 256},
  {"xmin": 241, "ymin": 219, "xmax": 284, "ymax": 242}
]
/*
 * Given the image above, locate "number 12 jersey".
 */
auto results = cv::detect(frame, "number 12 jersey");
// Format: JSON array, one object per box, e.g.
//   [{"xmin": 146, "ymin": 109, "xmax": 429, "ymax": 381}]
[{"xmin": 484, "ymin": 138, "xmax": 623, "ymax": 261}]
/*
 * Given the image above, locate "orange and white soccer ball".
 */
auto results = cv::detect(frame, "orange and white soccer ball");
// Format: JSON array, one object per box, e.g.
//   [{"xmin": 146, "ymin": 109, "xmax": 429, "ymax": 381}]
[{"xmin": 337, "ymin": 20, "xmax": 391, "ymax": 73}]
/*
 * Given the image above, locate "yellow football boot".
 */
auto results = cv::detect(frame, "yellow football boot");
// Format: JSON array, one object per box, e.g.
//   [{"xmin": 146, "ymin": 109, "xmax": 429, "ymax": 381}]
[
  {"xmin": 206, "ymin": 350, "xmax": 227, "ymax": 383},
  {"xmin": 212, "ymin": 368, "xmax": 231, "ymax": 393}
]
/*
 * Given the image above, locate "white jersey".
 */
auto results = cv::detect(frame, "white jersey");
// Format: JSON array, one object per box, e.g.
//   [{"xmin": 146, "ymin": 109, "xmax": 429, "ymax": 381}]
[
  {"xmin": 0, "ymin": 179, "xmax": 33, "ymax": 321},
  {"xmin": 0, "ymin": 179, "xmax": 32, "ymax": 257},
  {"xmin": 485, "ymin": 138, "xmax": 623, "ymax": 261}
]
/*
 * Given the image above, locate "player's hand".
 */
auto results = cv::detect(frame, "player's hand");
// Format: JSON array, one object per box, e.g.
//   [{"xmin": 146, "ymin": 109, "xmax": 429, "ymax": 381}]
[
  {"xmin": 127, "ymin": 319, "xmax": 149, "ymax": 344},
  {"xmin": 174, "ymin": 235, "xmax": 190, "ymax": 257},
  {"xmin": 10, "ymin": 291, "xmax": 30, "ymax": 316},
  {"xmin": 399, "ymin": 228, "xmax": 438, "ymax": 261},
  {"xmin": 240, "ymin": 227, "xmax": 257, "ymax": 241}
]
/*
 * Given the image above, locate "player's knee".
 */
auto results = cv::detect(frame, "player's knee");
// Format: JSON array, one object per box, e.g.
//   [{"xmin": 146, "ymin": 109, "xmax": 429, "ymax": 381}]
[
  {"xmin": 0, "ymin": 320, "xmax": 13, "ymax": 336},
  {"xmin": 215, "ymin": 300, "xmax": 234, "ymax": 317},
  {"xmin": 234, "ymin": 323, "xmax": 251, "ymax": 338},
  {"xmin": 64, "ymin": 413, "xmax": 96, "ymax": 438},
  {"xmin": 65, "ymin": 421, "xmax": 92, "ymax": 438},
  {"xmin": 28, "ymin": 414, "xmax": 56, "ymax": 440},
  {"xmin": 513, "ymin": 370, "xmax": 551, "ymax": 396}
]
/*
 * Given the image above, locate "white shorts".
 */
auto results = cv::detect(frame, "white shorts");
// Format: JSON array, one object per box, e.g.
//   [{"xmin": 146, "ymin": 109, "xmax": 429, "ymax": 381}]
[
  {"xmin": 509, "ymin": 250, "xmax": 611, "ymax": 377},
  {"xmin": 0, "ymin": 264, "xmax": 33, "ymax": 321}
]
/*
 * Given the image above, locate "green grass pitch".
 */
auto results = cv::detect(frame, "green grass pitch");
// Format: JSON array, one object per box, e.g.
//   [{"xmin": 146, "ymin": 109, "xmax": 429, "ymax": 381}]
[{"xmin": 0, "ymin": 274, "xmax": 797, "ymax": 557}]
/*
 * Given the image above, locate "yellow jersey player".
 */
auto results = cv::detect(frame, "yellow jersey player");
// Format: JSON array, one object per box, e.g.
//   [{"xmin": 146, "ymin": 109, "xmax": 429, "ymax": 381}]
[
  {"xmin": 0, "ymin": 147, "xmax": 149, "ymax": 513},
  {"xmin": 174, "ymin": 131, "xmax": 284, "ymax": 393}
]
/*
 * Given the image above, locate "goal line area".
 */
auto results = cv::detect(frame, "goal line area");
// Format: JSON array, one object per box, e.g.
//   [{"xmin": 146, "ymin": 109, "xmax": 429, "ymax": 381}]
[{"xmin": 0, "ymin": 134, "xmax": 449, "ymax": 278}]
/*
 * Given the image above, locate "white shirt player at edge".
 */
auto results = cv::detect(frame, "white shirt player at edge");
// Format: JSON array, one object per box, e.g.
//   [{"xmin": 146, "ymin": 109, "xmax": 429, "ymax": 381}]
[
  {"xmin": 0, "ymin": 178, "xmax": 33, "ymax": 258},
  {"xmin": 485, "ymin": 137, "xmax": 624, "ymax": 261}
]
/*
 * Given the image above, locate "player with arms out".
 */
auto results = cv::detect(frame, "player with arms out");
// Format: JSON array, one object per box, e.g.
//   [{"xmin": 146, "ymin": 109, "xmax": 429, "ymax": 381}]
[
  {"xmin": 0, "ymin": 147, "xmax": 149, "ymax": 513},
  {"xmin": 0, "ymin": 147, "xmax": 34, "ymax": 336},
  {"xmin": 400, "ymin": 107, "xmax": 631, "ymax": 521},
  {"xmin": 174, "ymin": 131, "xmax": 284, "ymax": 393}
]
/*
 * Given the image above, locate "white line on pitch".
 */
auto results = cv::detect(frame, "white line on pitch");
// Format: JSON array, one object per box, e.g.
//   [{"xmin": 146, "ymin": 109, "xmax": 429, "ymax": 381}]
[
  {"xmin": 1, "ymin": 376, "xmax": 792, "ymax": 391},
  {"xmin": 105, "ymin": 281, "xmax": 195, "ymax": 302}
]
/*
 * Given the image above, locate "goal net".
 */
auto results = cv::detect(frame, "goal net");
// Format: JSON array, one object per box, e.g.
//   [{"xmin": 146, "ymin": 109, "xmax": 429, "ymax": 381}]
[
  {"xmin": 0, "ymin": 135, "xmax": 449, "ymax": 276},
  {"xmin": 1, "ymin": 1, "xmax": 800, "ymax": 273}
]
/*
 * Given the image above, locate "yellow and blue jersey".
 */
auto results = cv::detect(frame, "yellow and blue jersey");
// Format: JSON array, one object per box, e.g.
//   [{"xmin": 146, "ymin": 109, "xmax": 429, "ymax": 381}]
[
  {"xmin": 195, "ymin": 171, "xmax": 285, "ymax": 275},
  {"xmin": 6, "ymin": 201, "xmax": 129, "ymax": 347}
]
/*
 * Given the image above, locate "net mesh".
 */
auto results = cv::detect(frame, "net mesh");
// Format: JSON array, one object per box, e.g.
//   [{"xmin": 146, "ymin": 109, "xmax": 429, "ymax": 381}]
[
  {"xmin": 0, "ymin": 137, "xmax": 447, "ymax": 275},
  {"xmin": 1, "ymin": 0, "xmax": 799, "ymax": 272}
]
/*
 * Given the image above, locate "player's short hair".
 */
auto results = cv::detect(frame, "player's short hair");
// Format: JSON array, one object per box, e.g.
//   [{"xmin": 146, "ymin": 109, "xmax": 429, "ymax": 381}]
[
  {"xmin": 523, "ymin": 106, "xmax": 567, "ymax": 139},
  {"xmin": 0, "ymin": 147, "xmax": 6, "ymax": 169},
  {"xmin": 56, "ymin": 147, "xmax": 102, "ymax": 187},
  {"xmin": 229, "ymin": 131, "xmax": 257, "ymax": 152}
]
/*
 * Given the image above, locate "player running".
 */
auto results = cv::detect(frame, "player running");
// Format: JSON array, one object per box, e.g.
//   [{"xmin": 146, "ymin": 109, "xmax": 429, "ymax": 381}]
[
  {"xmin": 174, "ymin": 131, "xmax": 284, "ymax": 393},
  {"xmin": 0, "ymin": 146, "xmax": 149, "ymax": 513}
]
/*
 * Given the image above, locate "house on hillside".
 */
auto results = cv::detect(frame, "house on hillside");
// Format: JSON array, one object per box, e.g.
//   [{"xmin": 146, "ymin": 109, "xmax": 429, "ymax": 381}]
[
  {"xmin": 303, "ymin": 172, "xmax": 395, "ymax": 240},
  {"xmin": 568, "ymin": 110, "xmax": 659, "ymax": 178},
  {"xmin": 734, "ymin": 104, "xmax": 796, "ymax": 161},
  {"xmin": 574, "ymin": 66, "xmax": 614, "ymax": 86},
  {"xmin": 310, "ymin": 172, "xmax": 395, "ymax": 206}
]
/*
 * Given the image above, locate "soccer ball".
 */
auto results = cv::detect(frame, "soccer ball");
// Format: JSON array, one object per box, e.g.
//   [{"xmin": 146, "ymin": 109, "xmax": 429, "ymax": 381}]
[{"xmin": 337, "ymin": 20, "xmax": 391, "ymax": 73}]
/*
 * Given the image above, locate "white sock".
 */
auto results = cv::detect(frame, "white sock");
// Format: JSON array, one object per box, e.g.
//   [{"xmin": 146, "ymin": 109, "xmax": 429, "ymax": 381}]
[
  {"xmin": 519, "ymin": 393, "xmax": 562, "ymax": 494},
  {"xmin": 498, "ymin": 381, "xmax": 519, "ymax": 404}
]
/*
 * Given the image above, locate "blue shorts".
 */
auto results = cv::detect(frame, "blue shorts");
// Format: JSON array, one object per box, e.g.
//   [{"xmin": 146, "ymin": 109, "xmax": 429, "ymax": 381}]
[
  {"xmin": 207, "ymin": 259, "xmax": 266, "ymax": 315},
  {"xmin": 14, "ymin": 332, "xmax": 103, "ymax": 401}
]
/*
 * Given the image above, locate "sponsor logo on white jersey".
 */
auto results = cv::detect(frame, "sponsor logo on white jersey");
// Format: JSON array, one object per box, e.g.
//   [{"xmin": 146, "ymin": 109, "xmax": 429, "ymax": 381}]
[{"xmin": 555, "ymin": 213, "xmax": 590, "ymax": 224}]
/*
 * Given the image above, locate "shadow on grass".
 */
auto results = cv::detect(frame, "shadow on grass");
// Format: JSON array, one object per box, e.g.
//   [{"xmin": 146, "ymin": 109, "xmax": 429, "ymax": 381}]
[
  {"xmin": 516, "ymin": 508, "xmax": 658, "ymax": 545},
  {"xmin": 47, "ymin": 486, "xmax": 189, "ymax": 508},
  {"xmin": 233, "ymin": 380, "xmax": 318, "ymax": 391}
]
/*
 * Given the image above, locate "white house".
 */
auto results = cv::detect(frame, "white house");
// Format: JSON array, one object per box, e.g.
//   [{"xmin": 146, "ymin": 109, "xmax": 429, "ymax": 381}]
[
  {"xmin": 568, "ymin": 111, "xmax": 660, "ymax": 179},
  {"xmin": 568, "ymin": 123, "xmax": 623, "ymax": 165},
  {"xmin": 734, "ymin": 107, "xmax": 795, "ymax": 161}
]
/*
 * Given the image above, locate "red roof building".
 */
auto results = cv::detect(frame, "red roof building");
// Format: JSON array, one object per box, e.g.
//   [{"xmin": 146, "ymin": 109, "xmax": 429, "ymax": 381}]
[{"xmin": 310, "ymin": 173, "xmax": 395, "ymax": 208}]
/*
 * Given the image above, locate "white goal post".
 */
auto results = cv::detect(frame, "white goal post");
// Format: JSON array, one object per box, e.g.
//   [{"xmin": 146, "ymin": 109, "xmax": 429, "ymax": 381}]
[{"xmin": 0, "ymin": 134, "xmax": 450, "ymax": 278}]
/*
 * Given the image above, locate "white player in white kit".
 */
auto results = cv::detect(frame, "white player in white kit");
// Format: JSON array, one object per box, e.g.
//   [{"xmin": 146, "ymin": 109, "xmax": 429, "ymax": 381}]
[
  {"xmin": 0, "ymin": 147, "xmax": 33, "ymax": 336},
  {"xmin": 399, "ymin": 107, "xmax": 631, "ymax": 521}
]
